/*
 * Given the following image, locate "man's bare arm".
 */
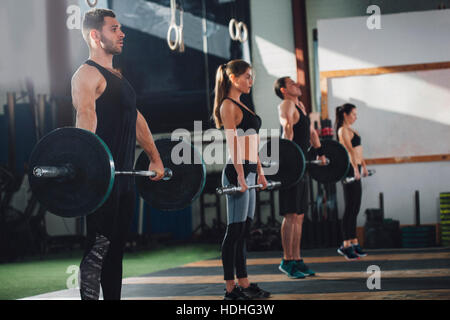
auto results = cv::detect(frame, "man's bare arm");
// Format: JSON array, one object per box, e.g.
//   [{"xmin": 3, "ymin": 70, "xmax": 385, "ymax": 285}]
[
  {"xmin": 310, "ymin": 126, "xmax": 321, "ymax": 148},
  {"xmin": 278, "ymin": 101, "xmax": 295, "ymax": 141},
  {"xmin": 136, "ymin": 111, "xmax": 161, "ymax": 163},
  {"xmin": 71, "ymin": 66, "xmax": 101, "ymax": 133}
]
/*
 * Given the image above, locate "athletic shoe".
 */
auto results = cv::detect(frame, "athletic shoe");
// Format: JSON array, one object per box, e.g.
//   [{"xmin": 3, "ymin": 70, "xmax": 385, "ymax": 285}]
[
  {"xmin": 337, "ymin": 245, "xmax": 360, "ymax": 261},
  {"xmin": 278, "ymin": 259, "xmax": 306, "ymax": 279},
  {"xmin": 352, "ymin": 244, "xmax": 368, "ymax": 257},
  {"xmin": 295, "ymin": 259, "xmax": 316, "ymax": 276},
  {"xmin": 224, "ymin": 286, "xmax": 252, "ymax": 300},
  {"xmin": 241, "ymin": 283, "xmax": 271, "ymax": 299}
]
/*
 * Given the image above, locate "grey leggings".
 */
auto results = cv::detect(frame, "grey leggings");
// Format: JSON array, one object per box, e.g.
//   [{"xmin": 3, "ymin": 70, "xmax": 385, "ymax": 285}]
[
  {"xmin": 221, "ymin": 170, "xmax": 256, "ymax": 280},
  {"xmin": 222, "ymin": 171, "xmax": 256, "ymax": 224}
]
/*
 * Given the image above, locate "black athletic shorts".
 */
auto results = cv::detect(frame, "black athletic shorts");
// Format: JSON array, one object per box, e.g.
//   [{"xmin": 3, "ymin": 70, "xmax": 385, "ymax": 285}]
[{"xmin": 279, "ymin": 176, "xmax": 309, "ymax": 215}]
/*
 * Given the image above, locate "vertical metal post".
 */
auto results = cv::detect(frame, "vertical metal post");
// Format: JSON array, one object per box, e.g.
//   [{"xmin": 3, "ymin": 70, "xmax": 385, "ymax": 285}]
[
  {"xmin": 7, "ymin": 92, "xmax": 16, "ymax": 174},
  {"xmin": 415, "ymin": 190, "xmax": 420, "ymax": 227},
  {"xmin": 379, "ymin": 192, "xmax": 384, "ymax": 220}
]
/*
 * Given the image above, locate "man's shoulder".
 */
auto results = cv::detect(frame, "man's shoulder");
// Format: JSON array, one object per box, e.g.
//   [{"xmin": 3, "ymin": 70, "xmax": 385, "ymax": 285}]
[
  {"xmin": 72, "ymin": 63, "xmax": 102, "ymax": 85},
  {"xmin": 278, "ymin": 100, "xmax": 296, "ymax": 115},
  {"xmin": 280, "ymin": 99, "xmax": 296, "ymax": 108}
]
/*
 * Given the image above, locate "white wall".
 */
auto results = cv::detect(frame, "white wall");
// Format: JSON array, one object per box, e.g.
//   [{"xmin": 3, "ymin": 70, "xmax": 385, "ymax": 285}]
[
  {"xmin": 328, "ymin": 70, "xmax": 450, "ymax": 158},
  {"xmin": 318, "ymin": 9, "xmax": 450, "ymax": 71},
  {"xmin": 318, "ymin": 9, "xmax": 450, "ymax": 226},
  {"xmin": 250, "ymin": 0, "xmax": 297, "ymax": 132}
]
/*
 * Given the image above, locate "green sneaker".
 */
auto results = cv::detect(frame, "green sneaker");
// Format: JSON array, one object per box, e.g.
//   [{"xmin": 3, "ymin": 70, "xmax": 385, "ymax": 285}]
[
  {"xmin": 295, "ymin": 259, "xmax": 316, "ymax": 276},
  {"xmin": 278, "ymin": 259, "xmax": 306, "ymax": 279}
]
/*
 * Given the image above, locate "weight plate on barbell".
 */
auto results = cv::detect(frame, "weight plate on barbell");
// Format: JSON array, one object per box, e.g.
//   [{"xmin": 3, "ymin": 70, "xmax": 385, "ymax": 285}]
[
  {"xmin": 135, "ymin": 138, "xmax": 206, "ymax": 211},
  {"xmin": 259, "ymin": 138, "xmax": 305, "ymax": 190},
  {"xmin": 28, "ymin": 128, "xmax": 115, "ymax": 218},
  {"xmin": 307, "ymin": 140, "xmax": 350, "ymax": 183}
]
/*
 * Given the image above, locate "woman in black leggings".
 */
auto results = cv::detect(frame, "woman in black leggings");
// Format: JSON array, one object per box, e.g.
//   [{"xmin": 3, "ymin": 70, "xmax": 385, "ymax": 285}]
[
  {"xmin": 213, "ymin": 59, "xmax": 271, "ymax": 300},
  {"xmin": 335, "ymin": 104, "xmax": 369, "ymax": 261}
]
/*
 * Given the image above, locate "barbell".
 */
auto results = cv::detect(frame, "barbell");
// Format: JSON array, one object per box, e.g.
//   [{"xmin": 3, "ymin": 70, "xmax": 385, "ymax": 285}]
[
  {"xmin": 216, "ymin": 138, "xmax": 350, "ymax": 195},
  {"xmin": 28, "ymin": 128, "xmax": 206, "ymax": 218},
  {"xmin": 216, "ymin": 181, "xmax": 281, "ymax": 195},
  {"xmin": 343, "ymin": 169, "xmax": 376, "ymax": 184},
  {"xmin": 29, "ymin": 129, "xmax": 359, "ymax": 214}
]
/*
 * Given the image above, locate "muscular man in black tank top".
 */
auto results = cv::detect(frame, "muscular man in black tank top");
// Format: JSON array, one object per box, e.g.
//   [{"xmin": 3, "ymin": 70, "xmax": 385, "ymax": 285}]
[
  {"xmin": 274, "ymin": 77, "xmax": 327, "ymax": 279},
  {"xmin": 72, "ymin": 9, "xmax": 165, "ymax": 300}
]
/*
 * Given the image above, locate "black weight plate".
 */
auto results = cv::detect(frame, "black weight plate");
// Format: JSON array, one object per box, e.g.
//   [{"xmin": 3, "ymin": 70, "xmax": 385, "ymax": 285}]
[
  {"xmin": 135, "ymin": 139, "xmax": 206, "ymax": 211},
  {"xmin": 307, "ymin": 140, "xmax": 350, "ymax": 183},
  {"xmin": 259, "ymin": 138, "xmax": 305, "ymax": 190},
  {"xmin": 28, "ymin": 128, "xmax": 115, "ymax": 218}
]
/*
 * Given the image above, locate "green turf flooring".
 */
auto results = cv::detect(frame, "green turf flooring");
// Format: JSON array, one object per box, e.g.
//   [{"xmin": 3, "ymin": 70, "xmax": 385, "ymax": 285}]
[{"xmin": 0, "ymin": 243, "xmax": 220, "ymax": 300}]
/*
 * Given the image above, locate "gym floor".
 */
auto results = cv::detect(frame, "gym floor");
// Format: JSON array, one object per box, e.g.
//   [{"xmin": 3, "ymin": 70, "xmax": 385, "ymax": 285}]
[{"xmin": 21, "ymin": 246, "xmax": 450, "ymax": 300}]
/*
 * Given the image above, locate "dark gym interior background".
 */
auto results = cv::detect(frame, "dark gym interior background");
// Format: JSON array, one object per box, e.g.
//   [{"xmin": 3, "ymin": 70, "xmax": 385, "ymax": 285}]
[{"xmin": 0, "ymin": 0, "xmax": 449, "ymax": 263}]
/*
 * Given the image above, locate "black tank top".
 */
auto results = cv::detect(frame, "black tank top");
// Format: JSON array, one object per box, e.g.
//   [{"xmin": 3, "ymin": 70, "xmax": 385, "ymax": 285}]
[
  {"xmin": 221, "ymin": 98, "xmax": 260, "ymax": 186},
  {"xmin": 85, "ymin": 60, "xmax": 138, "ymax": 185},
  {"xmin": 223, "ymin": 97, "xmax": 262, "ymax": 136},
  {"xmin": 281, "ymin": 104, "xmax": 310, "ymax": 154}
]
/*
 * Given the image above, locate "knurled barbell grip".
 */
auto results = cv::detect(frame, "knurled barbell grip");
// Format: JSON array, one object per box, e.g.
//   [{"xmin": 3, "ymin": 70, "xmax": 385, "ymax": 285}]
[
  {"xmin": 116, "ymin": 168, "xmax": 173, "ymax": 181},
  {"xmin": 343, "ymin": 169, "xmax": 376, "ymax": 184},
  {"xmin": 262, "ymin": 159, "xmax": 329, "ymax": 167},
  {"xmin": 307, "ymin": 158, "xmax": 330, "ymax": 165},
  {"xmin": 216, "ymin": 181, "xmax": 281, "ymax": 195}
]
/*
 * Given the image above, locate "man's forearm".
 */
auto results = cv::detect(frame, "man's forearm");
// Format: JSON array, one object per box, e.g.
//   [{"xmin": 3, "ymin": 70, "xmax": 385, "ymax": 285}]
[
  {"xmin": 136, "ymin": 113, "xmax": 160, "ymax": 162},
  {"xmin": 310, "ymin": 129, "xmax": 321, "ymax": 148}
]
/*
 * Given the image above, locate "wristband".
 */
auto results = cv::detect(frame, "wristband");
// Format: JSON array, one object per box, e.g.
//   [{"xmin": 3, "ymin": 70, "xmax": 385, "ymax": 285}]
[{"xmin": 315, "ymin": 146, "xmax": 325, "ymax": 157}]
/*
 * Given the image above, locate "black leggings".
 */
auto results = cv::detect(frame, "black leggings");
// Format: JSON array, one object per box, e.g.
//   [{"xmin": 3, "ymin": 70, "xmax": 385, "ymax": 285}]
[
  {"xmin": 221, "ymin": 218, "xmax": 253, "ymax": 281},
  {"xmin": 80, "ymin": 181, "xmax": 135, "ymax": 300},
  {"xmin": 341, "ymin": 165, "xmax": 362, "ymax": 240}
]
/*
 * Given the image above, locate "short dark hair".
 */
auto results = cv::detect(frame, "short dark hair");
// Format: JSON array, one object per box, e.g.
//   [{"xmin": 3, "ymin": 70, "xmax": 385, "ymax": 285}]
[
  {"xmin": 274, "ymin": 77, "xmax": 289, "ymax": 100},
  {"xmin": 82, "ymin": 9, "xmax": 116, "ymax": 43}
]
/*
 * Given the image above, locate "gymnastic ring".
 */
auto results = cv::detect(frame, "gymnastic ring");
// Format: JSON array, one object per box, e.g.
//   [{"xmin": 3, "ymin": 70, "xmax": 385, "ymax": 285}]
[
  {"xmin": 238, "ymin": 22, "xmax": 248, "ymax": 43},
  {"xmin": 229, "ymin": 19, "xmax": 239, "ymax": 41},
  {"xmin": 178, "ymin": 26, "xmax": 185, "ymax": 53},
  {"xmin": 167, "ymin": 24, "xmax": 180, "ymax": 51},
  {"xmin": 177, "ymin": 7, "xmax": 185, "ymax": 52},
  {"xmin": 86, "ymin": 0, "xmax": 98, "ymax": 8}
]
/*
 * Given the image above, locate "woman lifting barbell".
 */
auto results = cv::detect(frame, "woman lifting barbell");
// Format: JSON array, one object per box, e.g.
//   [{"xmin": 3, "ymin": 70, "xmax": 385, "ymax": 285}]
[
  {"xmin": 213, "ymin": 60, "xmax": 271, "ymax": 300},
  {"xmin": 335, "ymin": 103, "xmax": 369, "ymax": 260}
]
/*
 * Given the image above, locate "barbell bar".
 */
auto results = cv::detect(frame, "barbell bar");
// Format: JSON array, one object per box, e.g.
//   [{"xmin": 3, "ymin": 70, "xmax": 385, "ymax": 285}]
[
  {"xmin": 343, "ymin": 169, "xmax": 376, "ymax": 184},
  {"xmin": 216, "ymin": 181, "xmax": 281, "ymax": 195}
]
